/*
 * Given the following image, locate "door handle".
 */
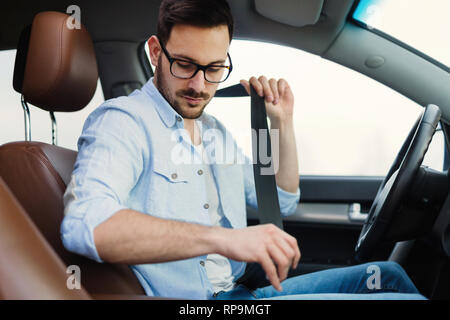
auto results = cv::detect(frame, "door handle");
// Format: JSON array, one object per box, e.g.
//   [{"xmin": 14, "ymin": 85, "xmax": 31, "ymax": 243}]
[{"xmin": 348, "ymin": 203, "xmax": 368, "ymax": 222}]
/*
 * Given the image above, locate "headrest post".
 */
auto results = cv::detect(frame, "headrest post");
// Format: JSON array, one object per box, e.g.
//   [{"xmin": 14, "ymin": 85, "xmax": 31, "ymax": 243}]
[
  {"xmin": 21, "ymin": 95, "xmax": 31, "ymax": 141},
  {"xmin": 49, "ymin": 111, "xmax": 58, "ymax": 146}
]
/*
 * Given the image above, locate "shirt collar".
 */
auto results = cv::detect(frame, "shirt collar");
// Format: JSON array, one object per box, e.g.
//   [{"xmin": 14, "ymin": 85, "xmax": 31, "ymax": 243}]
[{"xmin": 142, "ymin": 78, "xmax": 181, "ymax": 128}]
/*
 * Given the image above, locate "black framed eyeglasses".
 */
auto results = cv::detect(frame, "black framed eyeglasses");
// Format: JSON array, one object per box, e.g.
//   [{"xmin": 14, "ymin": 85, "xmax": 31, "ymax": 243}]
[{"xmin": 159, "ymin": 42, "xmax": 233, "ymax": 84}]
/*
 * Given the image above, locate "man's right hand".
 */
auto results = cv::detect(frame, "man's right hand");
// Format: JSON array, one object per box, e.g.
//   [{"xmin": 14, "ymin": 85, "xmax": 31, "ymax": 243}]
[{"xmin": 217, "ymin": 224, "xmax": 301, "ymax": 292}]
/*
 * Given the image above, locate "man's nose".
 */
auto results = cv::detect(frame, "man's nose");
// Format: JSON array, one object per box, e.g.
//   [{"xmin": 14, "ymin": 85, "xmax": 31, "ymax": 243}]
[{"xmin": 188, "ymin": 69, "xmax": 206, "ymax": 92}]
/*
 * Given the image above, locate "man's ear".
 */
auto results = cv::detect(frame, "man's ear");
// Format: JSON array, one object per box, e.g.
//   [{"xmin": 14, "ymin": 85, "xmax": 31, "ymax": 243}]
[{"xmin": 147, "ymin": 36, "xmax": 161, "ymax": 67}]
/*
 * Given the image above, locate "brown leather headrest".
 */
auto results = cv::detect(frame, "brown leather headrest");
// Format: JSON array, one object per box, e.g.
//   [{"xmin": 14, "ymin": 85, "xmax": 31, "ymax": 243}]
[{"xmin": 17, "ymin": 11, "xmax": 98, "ymax": 112}]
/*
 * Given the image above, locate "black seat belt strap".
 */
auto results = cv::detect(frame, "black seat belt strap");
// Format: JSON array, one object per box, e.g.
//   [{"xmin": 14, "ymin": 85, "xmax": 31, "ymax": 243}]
[
  {"xmin": 250, "ymin": 86, "xmax": 283, "ymax": 229},
  {"xmin": 217, "ymin": 84, "xmax": 283, "ymax": 289},
  {"xmin": 216, "ymin": 84, "xmax": 283, "ymax": 229}
]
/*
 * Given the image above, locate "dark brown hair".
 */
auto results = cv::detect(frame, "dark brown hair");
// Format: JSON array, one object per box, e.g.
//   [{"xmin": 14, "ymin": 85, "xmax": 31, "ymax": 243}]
[{"xmin": 157, "ymin": 0, "xmax": 234, "ymax": 46}]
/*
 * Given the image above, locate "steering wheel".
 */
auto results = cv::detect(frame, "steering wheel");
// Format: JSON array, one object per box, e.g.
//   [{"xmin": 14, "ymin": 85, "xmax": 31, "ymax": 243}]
[{"xmin": 355, "ymin": 104, "xmax": 441, "ymax": 261}]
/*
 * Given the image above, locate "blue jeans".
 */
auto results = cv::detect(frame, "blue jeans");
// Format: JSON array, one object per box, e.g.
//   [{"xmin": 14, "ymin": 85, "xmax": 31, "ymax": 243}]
[{"xmin": 213, "ymin": 262, "xmax": 426, "ymax": 300}]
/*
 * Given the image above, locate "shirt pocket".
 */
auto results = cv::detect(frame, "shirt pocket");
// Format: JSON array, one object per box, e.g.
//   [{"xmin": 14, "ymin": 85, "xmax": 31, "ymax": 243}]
[
  {"xmin": 150, "ymin": 159, "xmax": 202, "ymax": 222},
  {"xmin": 152, "ymin": 159, "xmax": 191, "ymax": 184}
]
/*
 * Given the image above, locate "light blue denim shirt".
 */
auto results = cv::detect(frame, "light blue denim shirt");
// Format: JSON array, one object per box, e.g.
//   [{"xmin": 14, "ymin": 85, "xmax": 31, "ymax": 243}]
[{"xmin": 61, "ymin": 78, "xmax": 301, "ymax": 299}]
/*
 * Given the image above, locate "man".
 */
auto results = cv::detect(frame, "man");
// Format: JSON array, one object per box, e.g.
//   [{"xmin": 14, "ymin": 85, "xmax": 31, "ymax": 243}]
[{"xmin": 62, "ymin": 0, "xmax": 424, "ymax": 300}]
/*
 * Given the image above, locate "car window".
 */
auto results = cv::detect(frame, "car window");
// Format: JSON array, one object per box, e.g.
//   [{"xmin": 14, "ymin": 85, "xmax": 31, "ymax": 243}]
[
  {"xmin": 148, "ymin": 40, "xmax": 444, "ymax": 177},
  {"xmin": 0, "ymin": 49, "xmax": 105, "ymax": 151}
]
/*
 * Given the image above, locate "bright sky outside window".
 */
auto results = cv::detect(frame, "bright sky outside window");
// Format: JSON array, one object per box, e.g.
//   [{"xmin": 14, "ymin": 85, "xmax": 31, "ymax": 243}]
[{"xmin": 353, "ymin": 0, "xmax": 450, "ymax": 68}]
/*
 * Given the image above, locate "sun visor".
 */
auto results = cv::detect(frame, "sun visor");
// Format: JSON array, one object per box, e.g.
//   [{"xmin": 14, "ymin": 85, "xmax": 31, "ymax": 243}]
[{"xmin": 254, "ymin": 0, "xmax": 324, "ymax": 27}]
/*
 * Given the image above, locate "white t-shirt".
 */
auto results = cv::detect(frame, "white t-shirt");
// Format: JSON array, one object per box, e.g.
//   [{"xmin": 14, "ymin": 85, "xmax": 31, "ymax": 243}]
[{"xmin": 192, "ymin": 129, "xmax": 235, "ymax": 294}]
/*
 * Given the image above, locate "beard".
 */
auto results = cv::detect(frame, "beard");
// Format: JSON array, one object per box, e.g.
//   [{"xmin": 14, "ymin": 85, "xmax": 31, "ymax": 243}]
[{"xmin": 155, "ymin": 58, "xmax": 212, "ymax": 119}]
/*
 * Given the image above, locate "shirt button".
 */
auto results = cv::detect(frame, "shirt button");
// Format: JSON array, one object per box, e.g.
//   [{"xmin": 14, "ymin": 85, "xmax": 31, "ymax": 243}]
[
  {"xmin": 203, "ymin": 203, "xmax": 209, "ymax": 210},
  {"xmin": 200, "ymin": 261, "xmax": 205, "ymax": 267},
  {"xmin": 197, "ymin": 169, "xmax": 203, "ymax": 175},
  {"xmin": 176, "ymin": 116, "xmax": 182, "ymax": 122},
  {"xmin": 171, "ymin": 173, "xmax": 178, "ymax": 179}
]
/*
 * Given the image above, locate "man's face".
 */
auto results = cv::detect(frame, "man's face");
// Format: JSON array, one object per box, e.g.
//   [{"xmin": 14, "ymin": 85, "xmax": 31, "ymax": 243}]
[{"xmin": 153, "ymin": 24, "xmax": 230, "ymax": 119}]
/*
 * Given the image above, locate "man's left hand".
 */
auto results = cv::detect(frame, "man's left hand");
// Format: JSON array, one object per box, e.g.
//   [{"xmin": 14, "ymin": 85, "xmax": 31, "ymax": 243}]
[{"xmin": 240, "ymin": 76, "xmax": 294, "ymax": 124}]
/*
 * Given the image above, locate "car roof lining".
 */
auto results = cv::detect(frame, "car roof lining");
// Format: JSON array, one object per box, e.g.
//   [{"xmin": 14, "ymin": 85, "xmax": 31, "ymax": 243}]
[
  {"xmin": 254, "ymin": 0, "xmax": 325, "ymax": 28},
  {"xmin": 0, "ymin": 0, "xmax": 354, "ymax": 55}
]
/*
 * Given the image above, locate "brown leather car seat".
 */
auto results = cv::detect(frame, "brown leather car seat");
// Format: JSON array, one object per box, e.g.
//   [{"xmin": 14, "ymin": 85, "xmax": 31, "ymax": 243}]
[
  {"xmin": 0, "ymin": 177, "xmax": 90, "ymax": 300},
  {"xmin": 0, "ymin": 11, "xmax": 145, "ymax": 296}
]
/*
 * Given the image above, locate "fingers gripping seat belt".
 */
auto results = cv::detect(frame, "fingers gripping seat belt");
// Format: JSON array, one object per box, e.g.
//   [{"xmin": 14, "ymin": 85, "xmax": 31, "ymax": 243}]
[{"xmin": 216, "ymin": 84, "xmax": 283, "ymax": 289}]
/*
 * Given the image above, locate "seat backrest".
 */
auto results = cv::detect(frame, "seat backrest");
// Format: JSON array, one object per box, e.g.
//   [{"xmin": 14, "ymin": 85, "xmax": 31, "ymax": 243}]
[
  {"xmin": 0, "ymin": 11, "xmax": 145, "ymax": 296},
  {"xmin": 0, "ymin": 177, "xmax": 90, "ymax": 299}
]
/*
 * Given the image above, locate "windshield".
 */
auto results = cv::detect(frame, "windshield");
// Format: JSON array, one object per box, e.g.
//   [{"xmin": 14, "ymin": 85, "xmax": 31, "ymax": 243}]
[{"xmin": 353, "ymin": 0, "xmax": 450, "ymax": 68}]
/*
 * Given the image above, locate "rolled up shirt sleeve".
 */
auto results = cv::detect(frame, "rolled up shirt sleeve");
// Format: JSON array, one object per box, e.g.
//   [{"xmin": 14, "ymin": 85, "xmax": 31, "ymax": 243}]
[
  {"xmin": 61, "ymin": 103, "xmax": 146, "ymax": 263},
  {"xmin": 242, "ymin": 154, "xmax": 300, "ymax": 217},
  {"xmin": 274, "ymin": 184, "xmax": 301, "ymax": 217}
]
